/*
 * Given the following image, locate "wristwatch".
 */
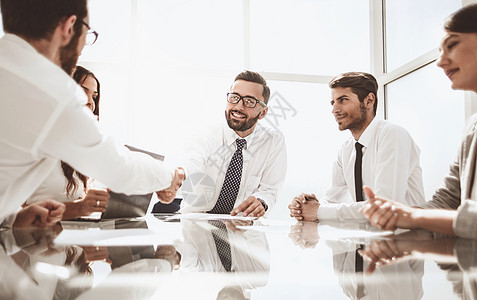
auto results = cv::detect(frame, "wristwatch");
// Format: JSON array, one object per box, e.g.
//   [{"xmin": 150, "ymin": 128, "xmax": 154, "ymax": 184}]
[{"xmin": 257, "ymin": 198, "xmax": 268, "ymax": 211}]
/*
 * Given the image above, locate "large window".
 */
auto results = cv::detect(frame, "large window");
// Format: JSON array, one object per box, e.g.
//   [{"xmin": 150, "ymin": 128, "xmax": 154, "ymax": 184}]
[
  {"xmin": 386, "ymin": 64, "xmax": 465, "ymax": 198},
  {"xmin": 385, "ymin": 0, "xmax": 461, "ymax": 72},
  {"xmin": 249, "ymin": 0, "xmax": 370, "ymax": 75},
  {"xmin": 382, "ymin": 0, "xmax": 468, "ymax": 200}
]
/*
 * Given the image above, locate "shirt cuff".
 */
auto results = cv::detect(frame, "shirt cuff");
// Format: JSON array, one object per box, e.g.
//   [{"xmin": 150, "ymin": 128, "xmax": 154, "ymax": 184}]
[
  {"xmin": 317, "ymin": 204, "xmax": 338, "ymax": 221},
  {"xmin": 0, "ymin": 213, "xmax": 17, "ymax": 229}
]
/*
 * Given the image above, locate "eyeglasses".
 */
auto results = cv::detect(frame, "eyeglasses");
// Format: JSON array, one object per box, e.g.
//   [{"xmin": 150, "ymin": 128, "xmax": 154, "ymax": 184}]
[
  {"xmin": 226, "ymin": 92, "xmax": 267, "ymax": 108},
  {"xmin": 81, "ymin": 21, "xmax": 99, "ymax": 45}
]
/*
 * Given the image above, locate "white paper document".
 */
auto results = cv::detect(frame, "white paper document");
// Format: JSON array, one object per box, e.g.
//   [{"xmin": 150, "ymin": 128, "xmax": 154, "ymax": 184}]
[{"xmin": 165, "ymin": 213, "xmax": 257, "ymax": 221}]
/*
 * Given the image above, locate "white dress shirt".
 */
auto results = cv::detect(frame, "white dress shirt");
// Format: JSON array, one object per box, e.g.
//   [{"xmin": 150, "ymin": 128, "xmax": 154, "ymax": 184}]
[
  {"xmin": 174, "ymin": 219, "xmax": 270, "ymax": 289},
  {"xmin": 318, "ymin": 118, "xmax": 425, "ymax": 221},
  {"xmin": 0, "ymin": 34, "xmax": 173, "ymax": 222},
  {"xmin": 180, "ymin": 123, "xmax": 287, "ymax": 213}
]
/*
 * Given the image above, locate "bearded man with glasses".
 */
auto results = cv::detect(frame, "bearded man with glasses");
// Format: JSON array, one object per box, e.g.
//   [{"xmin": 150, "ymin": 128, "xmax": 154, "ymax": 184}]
[{"xmin": 177, "ymin": 71, "xmax": 287, "ymax": 218}]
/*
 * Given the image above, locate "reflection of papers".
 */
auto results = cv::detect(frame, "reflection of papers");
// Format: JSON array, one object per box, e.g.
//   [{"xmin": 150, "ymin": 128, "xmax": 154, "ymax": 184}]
[
  {"xmin": 235, "ymin": 219, "xmax": 295, "ymax": 233},
  {"xmin": 60, "ymin": 220, "xmax": 116, "ymax": 230},
  {"xmin": 165, "ymin": 213, "xmax": 256, "ymax": 221},
  {"xmin": 54, "ymin": 228, "xmax": 175, "ymax": 246}
]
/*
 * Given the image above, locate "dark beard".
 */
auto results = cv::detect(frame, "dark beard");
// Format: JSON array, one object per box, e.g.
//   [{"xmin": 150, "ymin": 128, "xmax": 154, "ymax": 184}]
[
  {"xmin": 226, "ymin": 110, "xmax": 261, "ymax": 132},
  {"xmin": 346, "ymin": 102, "xmax": 368, "ymax": 132},
  {"xmin": 59, "ymin": 29, "xmax": 81, "ymax": 75}
]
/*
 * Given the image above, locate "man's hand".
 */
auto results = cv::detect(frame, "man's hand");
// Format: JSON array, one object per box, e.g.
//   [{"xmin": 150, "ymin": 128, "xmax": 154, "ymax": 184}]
[
  {"xmin": 288, "ymin": 221, "xmax": 319, "ymax": 249},
  {"xmin": 13, "ymin": 199, "xmax": 65, "ymax": 228},
  {"xmin": 288, "ymin": 193, "xmax": 319, "ymax": 221},
  {"xmin": 230, "ymin": 196, "xmax": 266, "ymax": 218},
  {"xmin": 360, "ymin": 186, "xmax": 416, "ymax": 231},
  {"xmin": 157, "ymin": 167, "xmax": 186, "ymax": 204},
  {"xmin": 224, "ymin": 219, "xmax": 253, "ymax": 233},
  {"xmin": 13, "ymin": 224, "xmax": 63, "ymax": 256}
]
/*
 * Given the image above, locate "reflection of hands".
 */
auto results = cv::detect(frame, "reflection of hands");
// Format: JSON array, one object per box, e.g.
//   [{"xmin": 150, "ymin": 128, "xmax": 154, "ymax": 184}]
[
  {"xmin": 155, "ymin": 245, "xmax": 180, "ymax": 270},
  {"xmin": 77, "ymin": 188, "xmax": 110, "ymax": 216},
  {"xmin": 223, "ymin": 219, "xmax": 253, "ymax": 233},
  {"xmin": 81, "ymin": 246, "xmax": 112, "ymax": 264},
  {"xmin": 13, "ymin": 224, "xmax": 63, "ymax": 255},
  {"xmin": 157, "ymin": 167, "xmax": 185, "ymax": 203},
  {"xmin": 359, "ymin": 239, "xmax": 410, "ymax": 274},
  {"xmin": 360, "ymin": 186, "xmax": 416, "ymax": 231},
  {"xmin": 13, "ymin": 199, "xmax": 65, "ymax": 228},
  {"xmin": 230, "ymin": 196, "xmax": 265, "ymax": 218},
  {"xmin": 288, "ymin": 193, "xmax": 319, "ymax": 221},
  {"xmin": 359, "ymin": 230, "xmax": 437, "ymax": 274},
  {"xmin": 288, "ymin": 221, "xmax": 319, "ymax": 249}
]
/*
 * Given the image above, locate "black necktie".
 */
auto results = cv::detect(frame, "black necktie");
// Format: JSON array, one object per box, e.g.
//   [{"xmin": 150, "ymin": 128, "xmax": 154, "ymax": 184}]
[
  {"xmin": 354, "ymin": 143, "xmax": 365, "ymax": 298},
  {"xmin": 355, "ymin": 244, "xmax": 365, "ymax": 298},
  {"xmin": 208, "ymin": 138, "xmax": 246, "ymax": 214},
  {"xmin": 209, "ymin": 220, "xmax": 232, "ymax": 272},
  {"xmin": 354, "ymin": 142, "xmax": 364, "ymax": 202}
]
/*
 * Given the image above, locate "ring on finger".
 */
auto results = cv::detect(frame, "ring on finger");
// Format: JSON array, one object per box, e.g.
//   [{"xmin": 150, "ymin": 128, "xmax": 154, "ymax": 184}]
[{"xmin": 96, "ymin": 200, "xmax": 100, "ymax": 207}]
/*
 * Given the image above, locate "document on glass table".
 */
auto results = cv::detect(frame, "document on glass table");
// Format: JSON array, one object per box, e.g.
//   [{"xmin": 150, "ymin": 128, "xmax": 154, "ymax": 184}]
[{"xmin": 165, "ymin": 213, "xmax": 257, "ymax": 221}]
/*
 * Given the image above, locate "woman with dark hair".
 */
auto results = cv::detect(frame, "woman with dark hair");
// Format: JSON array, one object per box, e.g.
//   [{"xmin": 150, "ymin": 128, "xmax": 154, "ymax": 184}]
[
  {"xmin": 26, "ymin": 66, "xmax": 110, "ymax": 220},
  {"xmin": 73, "ymin": 66, "xmax": 101, "ymax": 118},
  {"xmin": 361, "ymin": 4, "xmax": 477, "ymax": 239}
]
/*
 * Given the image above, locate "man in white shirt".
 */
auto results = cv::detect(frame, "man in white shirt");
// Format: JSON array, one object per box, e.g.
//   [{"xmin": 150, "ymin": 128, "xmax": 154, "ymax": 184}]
[
  {"xmin": 289, "ymin": 72, "xmax": 424, "ymax": 221},
  {"xmin": 0, "ymin": 0, "xmax": 183, "ymax": 227},
  {"xmin": 178, "ymin": 71, "xmax": 287, "ymax": 218}
]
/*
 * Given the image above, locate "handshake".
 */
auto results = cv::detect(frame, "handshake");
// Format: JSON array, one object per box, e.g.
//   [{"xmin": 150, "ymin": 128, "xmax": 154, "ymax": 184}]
[{"xmin": 156, "ymin": 167, "xmax": 186, "ymax": 204}]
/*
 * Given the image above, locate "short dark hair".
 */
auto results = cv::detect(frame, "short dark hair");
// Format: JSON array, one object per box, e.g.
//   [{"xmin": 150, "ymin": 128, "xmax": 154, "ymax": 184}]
[
  {"xmin": 329, "ymin": 72, "xmax": 378, "ymax": 115},
  {"xmin": 1, "ymin": 0, "xmax": 88, "ymax": 41},
  {"xmin": 234, "ymin": 70, "xmax": 271, "ymax": 104},
  {"xmin": 73, "ymin": 65, "xmax": 101, "ymax": 118},
  {"xmin": 444, "ymin": 3, "xmax": 477, "ymax": 34}
]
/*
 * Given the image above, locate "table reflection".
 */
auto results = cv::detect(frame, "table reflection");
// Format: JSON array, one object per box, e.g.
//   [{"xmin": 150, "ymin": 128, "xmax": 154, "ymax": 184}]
[
  {"xmin": 4, "ymin": 218, "xmax": 477, "ymax": 299},
  {"xmin": 0, "ymin": 225, "xmax": 92, "ymax": 300},
  {"xmin": 288, "ymin": 221, "xmax": 425, "ymax": 300},
  {"xmin": 359, "ymin": 231, "xmax": 477, "ymax": 300},
  {"xmin": 174, "ymin": 219, "xmax": 270, "ymax": 299}
]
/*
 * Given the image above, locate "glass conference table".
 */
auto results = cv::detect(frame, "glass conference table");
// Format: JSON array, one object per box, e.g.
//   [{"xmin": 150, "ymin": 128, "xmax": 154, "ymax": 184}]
[{"xmin": 0, "ymin": 214, "xmax": 475, "ymax": 300}]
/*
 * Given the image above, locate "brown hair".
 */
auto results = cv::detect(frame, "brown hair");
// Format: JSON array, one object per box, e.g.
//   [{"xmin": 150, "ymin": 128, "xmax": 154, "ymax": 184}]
[
  {"xmin": 444, "ymin": 4, "xmax": 477, "ymax": 34},
  {"xmin": 73, "ymin": 66, "xmax": 101, "ymax": 117},
  {"xmin": 234, "ymin": 70, "xmax": 271, "ymax": 104},
  {"xmin": 1, "ymin": 0, "xmax": 87, "ymax": 41},
  {"xmin": 329, "ymin": 72, "xmax": 378, "ymax": 115},
  {"xmin": 60, "ymin": 66, "xmax": 101, "ymax": 197}
]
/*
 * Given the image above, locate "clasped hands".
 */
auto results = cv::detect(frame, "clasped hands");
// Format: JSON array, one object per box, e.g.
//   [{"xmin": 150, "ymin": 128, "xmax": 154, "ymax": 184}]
[
  {"xmin": 360, "ymin": 186, "xmax": 417, "ymax": 231},
  {"xmin": 288, "ymin": 221, "xmax": 319, "ymax": 249},
  {"xmin": 288, "ymin": 193, "xmax": 320, "ymax": 221},
  {"xmin": 288, "ymin": 187, "xmax": 417, "ymax": 229}
]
